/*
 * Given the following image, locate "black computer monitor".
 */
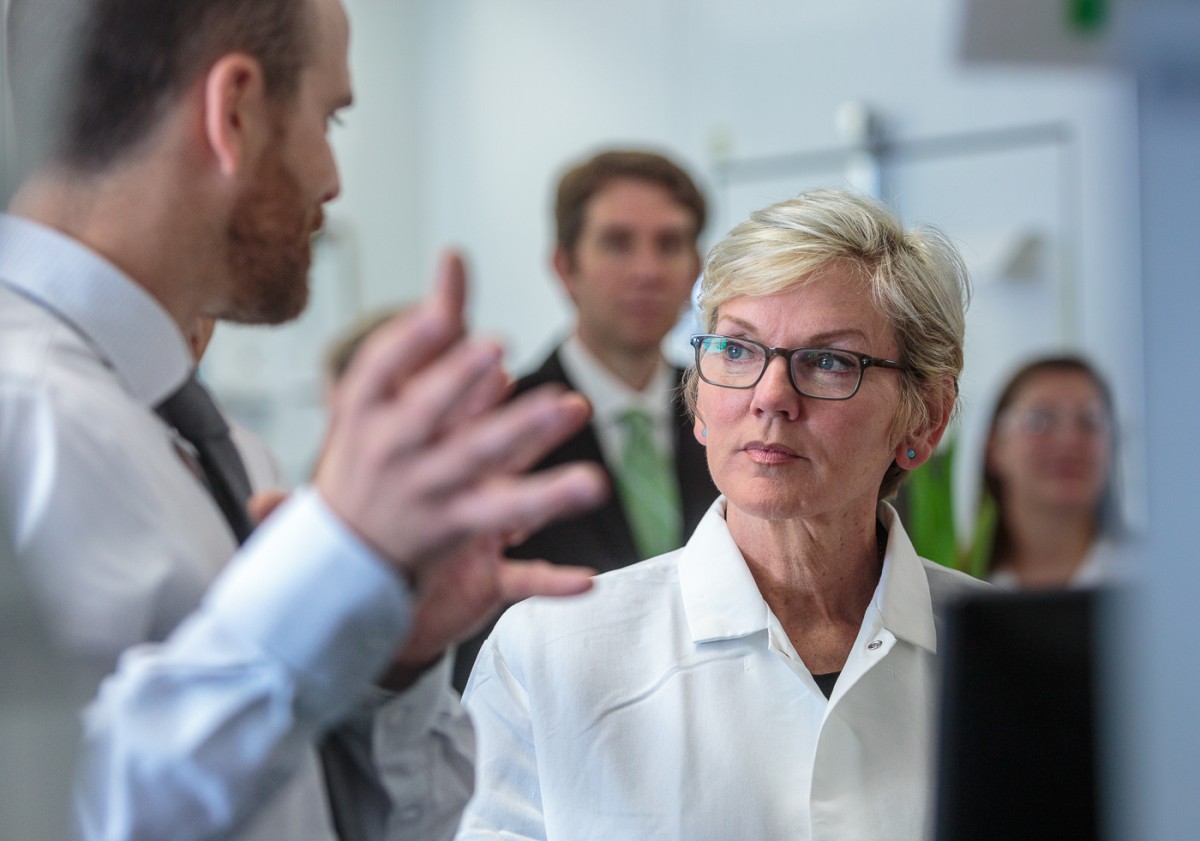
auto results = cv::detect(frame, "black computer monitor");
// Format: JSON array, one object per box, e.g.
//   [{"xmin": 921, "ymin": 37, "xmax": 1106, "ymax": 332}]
[{"xmin": 933, "ymin": 588, "xmax": 1102, "ymax": 841}]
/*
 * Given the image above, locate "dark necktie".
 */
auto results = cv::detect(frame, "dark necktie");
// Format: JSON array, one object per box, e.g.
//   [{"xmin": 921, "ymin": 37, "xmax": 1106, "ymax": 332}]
[
  {"xmin": 157, "ymin": 375, "xmax": 377, "ymax": 839},
  {"xmin": 155, "ymin": 374, "xmax": 256, "ymax": 544}
]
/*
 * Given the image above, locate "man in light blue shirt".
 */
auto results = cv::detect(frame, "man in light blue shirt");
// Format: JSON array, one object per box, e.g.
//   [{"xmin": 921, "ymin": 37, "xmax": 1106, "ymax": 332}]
[{"xmin": 0, "ymin": 0, "xmax": 606, "ymax": 838}]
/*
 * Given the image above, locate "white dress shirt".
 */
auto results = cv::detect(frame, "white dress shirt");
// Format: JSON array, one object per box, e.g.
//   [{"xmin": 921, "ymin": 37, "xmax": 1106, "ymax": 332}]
[
  {"xmin": 0, "ymin": 214, "xmax": 473, "ymax": 841},
  {"xmin": 557, "ymin": 334, "xmax": 676, "ymax": 467},
  {"xmin": 229, "ymin": 419, "xmax": 289, "ymax": 492},
  {"xmin": 458, "ymin": 498, "xmax": 990, "ymax": 841}
]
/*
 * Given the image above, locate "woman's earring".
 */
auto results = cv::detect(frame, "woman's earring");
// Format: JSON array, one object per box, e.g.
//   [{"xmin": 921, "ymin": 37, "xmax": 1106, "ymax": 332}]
[
  {"xmin": 906, "ymin": 448, "xmax": 916, "ymax": 460},
  {"xmin": 701, "ymin": 428, "xmax": 707, "ymax": 438}
]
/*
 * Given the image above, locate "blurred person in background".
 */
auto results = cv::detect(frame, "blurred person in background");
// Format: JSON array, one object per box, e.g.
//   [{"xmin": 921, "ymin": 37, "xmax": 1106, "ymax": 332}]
[
  {"xmin": 510, "ymin": 149, "xmax": 718, "ymax": 569},
  {"xmin": 975, "ymin": 355, "xmax": 1123, "ymax": 589},
  {"xmin": 453, "ymin": 149, "xmax": 720, "ymax": 691}
]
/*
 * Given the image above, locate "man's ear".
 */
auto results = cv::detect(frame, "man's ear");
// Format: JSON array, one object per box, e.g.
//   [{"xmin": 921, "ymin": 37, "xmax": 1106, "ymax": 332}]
[
  {"xmin": 552, "ymin": 246, "xmax": 580, "ymax": 303},
  {"xmin": 202, "ymin": 53, "xmax": 271, "ymax": 178}
]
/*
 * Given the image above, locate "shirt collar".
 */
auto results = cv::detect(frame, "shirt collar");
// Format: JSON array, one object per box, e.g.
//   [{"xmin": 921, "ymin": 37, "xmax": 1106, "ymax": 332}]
[
  {"xmin": 0, "ymin": 214, "xmax": 192, "ymax": 406},
  {"xmin": 872, "ymin": 502, "xmax": 938, "ymax": 653},
  {"xmin": 559, "ymin": 333, "xmax": 674, "ymax": 426},
  {"xmin": 679, "ymin": 497, "xmax": 773, "ymax": 643},
  {"xmin": 678, "ymin": 498, "xmax": 937, "ymax": 653}
]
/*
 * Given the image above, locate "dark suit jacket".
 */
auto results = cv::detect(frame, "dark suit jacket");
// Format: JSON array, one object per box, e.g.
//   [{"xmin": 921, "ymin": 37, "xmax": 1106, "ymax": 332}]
[{"xmin": 452, "ymin": 346, "xmax": 719, "ymax": 692}]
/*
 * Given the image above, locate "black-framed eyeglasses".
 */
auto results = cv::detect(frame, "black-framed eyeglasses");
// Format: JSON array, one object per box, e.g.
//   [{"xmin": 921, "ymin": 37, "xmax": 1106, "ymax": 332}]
[{"xmin": 690, "ymin": 334, "xmax": 906, "ymax": 400}]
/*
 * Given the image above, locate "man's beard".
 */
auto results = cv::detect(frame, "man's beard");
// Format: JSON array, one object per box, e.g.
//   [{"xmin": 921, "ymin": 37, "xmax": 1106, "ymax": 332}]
[{"xmin": 222, "ymin": 151, "xmax": 318, "ymax": 326}]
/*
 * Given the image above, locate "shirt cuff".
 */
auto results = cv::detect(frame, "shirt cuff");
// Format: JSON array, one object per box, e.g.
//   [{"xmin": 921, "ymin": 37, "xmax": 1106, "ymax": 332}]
[
  {"xmin": 372, "ymin": 655, "xmax": 459, "ymax": 749},
  {"xmin": 202, "ymin": 486, "xmax": 413, "ymax": 718}
]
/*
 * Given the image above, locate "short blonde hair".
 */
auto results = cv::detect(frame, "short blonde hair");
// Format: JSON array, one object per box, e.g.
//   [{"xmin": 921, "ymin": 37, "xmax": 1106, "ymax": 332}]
[{"xmin": 685, "ymin": 189, "xmax": 970, "ymax": 498}]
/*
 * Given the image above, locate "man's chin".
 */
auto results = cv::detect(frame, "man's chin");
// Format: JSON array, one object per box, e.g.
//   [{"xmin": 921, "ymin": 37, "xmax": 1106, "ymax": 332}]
[
  {"xmin": 259, "ymin": 282, "xmax": 310, "ymax": 326},
  {"xmin": 224, "ymin": 278, "xmax": 310, "ymax": 326}
]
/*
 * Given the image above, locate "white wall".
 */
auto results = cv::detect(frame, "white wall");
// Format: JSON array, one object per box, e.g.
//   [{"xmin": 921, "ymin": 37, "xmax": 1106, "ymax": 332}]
[
  {"xmin": 205, "ymin": 0, "xmax": 1143, "ymax": 525},
  {"xmin": 405, "ymin": 0, "xmax": 1137, "ymax": 359}
]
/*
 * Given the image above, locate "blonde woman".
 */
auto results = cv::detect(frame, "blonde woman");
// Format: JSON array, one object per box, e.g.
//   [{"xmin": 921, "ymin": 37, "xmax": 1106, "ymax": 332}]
[{"xmin": 458, "ymin": 190, "xmax": 989, "ymax": 841}]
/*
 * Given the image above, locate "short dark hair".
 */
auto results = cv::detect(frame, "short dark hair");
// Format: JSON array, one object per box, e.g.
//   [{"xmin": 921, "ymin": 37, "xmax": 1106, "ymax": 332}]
[
  {"xmin": 554, "ymin": 150, "xmax": 706, "ymax": 257},
  {"xmin": 44, "ymin": 0, "xmax": 312, "ymax": 171}
]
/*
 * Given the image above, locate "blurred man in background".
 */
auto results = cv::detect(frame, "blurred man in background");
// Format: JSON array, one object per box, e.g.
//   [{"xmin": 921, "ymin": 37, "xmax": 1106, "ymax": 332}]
[{"xmin": 454, "ymin": 149, "xmax": 719, "ymax": 691}]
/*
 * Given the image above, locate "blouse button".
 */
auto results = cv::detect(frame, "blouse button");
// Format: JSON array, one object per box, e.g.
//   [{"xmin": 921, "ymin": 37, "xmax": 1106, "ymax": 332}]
[
  {"xmin": 868, "ymin": 640, "xmax": 883, "ymax": 651},
  {"xmin": 397, "ymin": 805, "xmax": 424, "ymax": 824}
]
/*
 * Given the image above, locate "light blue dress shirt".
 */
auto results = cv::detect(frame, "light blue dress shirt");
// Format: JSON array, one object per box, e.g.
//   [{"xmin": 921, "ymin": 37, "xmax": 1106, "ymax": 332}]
[{"xmin": 0, "ymin": 214, "xmax": 473, "ymax": 841}]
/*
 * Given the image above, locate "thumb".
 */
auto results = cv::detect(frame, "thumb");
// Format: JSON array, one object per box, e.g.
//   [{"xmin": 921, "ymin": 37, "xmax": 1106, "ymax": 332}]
[{"xmin": 248, "ymin": 489, "xmax": 289, "ymax": 525}]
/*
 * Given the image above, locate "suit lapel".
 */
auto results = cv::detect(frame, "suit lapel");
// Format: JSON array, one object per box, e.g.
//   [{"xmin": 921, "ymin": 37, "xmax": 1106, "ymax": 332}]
[
  {"xmin": 515, "ymin": 349, "xmax": 717, "ymax": 566},
  {"xmin": 516, "ymin": 348, "xmax": 639, "ymax": 569},
  {"xmin": 669, "ymin": 368, "xmax": 717, "ymax": 536}
]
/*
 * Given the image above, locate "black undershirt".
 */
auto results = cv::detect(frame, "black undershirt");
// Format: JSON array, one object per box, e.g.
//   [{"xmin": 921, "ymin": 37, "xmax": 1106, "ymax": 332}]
[
  {"xmin": 812, "ymin": 671, "xmax": 840, "ymax": 699},
  {"xmin": 807, "ymin": 522, "xmax": 883, "ymax": 701}
]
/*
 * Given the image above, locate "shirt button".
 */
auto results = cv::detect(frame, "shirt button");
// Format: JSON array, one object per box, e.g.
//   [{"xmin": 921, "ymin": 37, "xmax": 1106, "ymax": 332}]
[
  {"xmin": 868, "ymin": 640, "xmax": 883, "ymax": 651},
  {"xmin": 397, "ymin": 804, "xmax": 424, "ymax": 823}
]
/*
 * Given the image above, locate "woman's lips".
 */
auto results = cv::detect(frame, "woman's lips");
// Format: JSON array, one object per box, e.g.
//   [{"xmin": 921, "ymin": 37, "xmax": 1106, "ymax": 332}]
[
  {"xmin": 1041, "ymin": 461, "xmax": 1095, "ymax": 482},
  {"xmin": 742, "ymin": 441, "xmax": 800, "ymax": 465}
]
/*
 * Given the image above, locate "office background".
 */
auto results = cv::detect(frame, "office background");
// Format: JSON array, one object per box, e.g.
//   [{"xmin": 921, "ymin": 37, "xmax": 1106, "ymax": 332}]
[{"xmin": 195, "ymin": 0, "xmax": 1142, "ymax": 543}]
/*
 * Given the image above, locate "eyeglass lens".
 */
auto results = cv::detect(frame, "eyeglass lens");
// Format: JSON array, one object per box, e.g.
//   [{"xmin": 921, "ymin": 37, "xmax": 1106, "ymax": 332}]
[
  {"xmin": 696, "ymin": 336, "xmax": 863, "ymax": 399},
  {"xmin": 1004, "ymin": 406, "xmax": 1109, "ymax": 437}
]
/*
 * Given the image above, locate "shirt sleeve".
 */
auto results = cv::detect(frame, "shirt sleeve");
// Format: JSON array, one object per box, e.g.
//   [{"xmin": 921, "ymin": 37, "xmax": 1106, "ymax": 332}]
[
  {"xmin": 72, "ymin": 489, "xmax": 418, "ymax": 841},
  {"xmin": 313, "ymin": 656, "xmax": 477, "ymax": 841},
  {"xmin": 455, "ymin": 634, "xmax": 548, "ymax": 841},
  {"xmin": 373, "ymin": 656, "xmax": 477, "ymax": 841}
]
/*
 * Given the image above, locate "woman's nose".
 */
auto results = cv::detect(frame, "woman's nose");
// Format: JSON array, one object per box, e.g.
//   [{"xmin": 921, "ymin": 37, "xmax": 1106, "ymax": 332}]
[{"xmin": 750, "ymin": 356, "xmax": 801, "ymax": 418}]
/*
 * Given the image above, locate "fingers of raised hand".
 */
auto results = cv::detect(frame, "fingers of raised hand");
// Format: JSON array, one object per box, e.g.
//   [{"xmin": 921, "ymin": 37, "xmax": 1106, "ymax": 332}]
[
  {"xmin": 438, "ymin": 461, "xmax": 608, "ymax": 550},
  {"xmin": 494, "ymin": 560, "xmax": 595, "ymax": 602},
  {"xmin": 334, "ymin": 304, "xmax": 456, "ymax": 416},
  {"xmin": 442, "ymin": 361, "xmax": 510, "ymax": 432},
  {"xmin": 391, "ymin": 536, "xmax": 507, "ymax": 665},
  {"xmin": 332, "ymin": 338, "xmax": 506, "ymax": 477},
  {"xmin": 396, "ymin": 546, "xmax": 594, "ymax": 667},
  {"xmin": 337, "ymin": 250, "xmax": 469, "ymax": 415},
  {"xmin": 409, "ymin": 387, "xmax": 593, "ymax": 499},
  {"xmin": 431, "ymin": 250, "xmax": 468, "ymax": 338},
  {"xmin": 315, "ymin": 336, "xmax": 505, "ymax": 484}
]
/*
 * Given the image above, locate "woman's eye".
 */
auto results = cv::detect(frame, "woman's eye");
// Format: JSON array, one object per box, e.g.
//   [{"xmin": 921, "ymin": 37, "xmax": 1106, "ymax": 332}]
[
  {"xmin": 720, "ymin": 340, "xmax": 759, "ymax": 362},
  {"xmin": 810, "ymin": 352, "xmax": 855, "ymax": 373}
]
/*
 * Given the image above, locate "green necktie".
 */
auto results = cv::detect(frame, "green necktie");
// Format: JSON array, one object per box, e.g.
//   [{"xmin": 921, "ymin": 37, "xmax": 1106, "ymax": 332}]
[{"xmin": 616, "ymin": 409, "xmax": 683, "ymax": 559}]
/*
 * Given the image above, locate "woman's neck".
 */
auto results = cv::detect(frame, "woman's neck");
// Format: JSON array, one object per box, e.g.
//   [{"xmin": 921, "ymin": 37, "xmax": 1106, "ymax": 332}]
[
  {"xmin": 726, "ymin": 503, "xmax": 884, "ymax": 673},
  {"xmin": 998, "ymin": 497, "xmax": 1096, "ymax": 588}
]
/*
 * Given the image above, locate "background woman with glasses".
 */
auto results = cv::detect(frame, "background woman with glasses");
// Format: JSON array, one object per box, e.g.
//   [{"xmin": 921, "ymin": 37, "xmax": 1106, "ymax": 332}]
[
  {"xmin": 457, "ymin": 189, "xmax": 989, "ymax": 841},
  {"xmin": 976, "ymin": 355, "xmax": 1123, "ymax": 589}
]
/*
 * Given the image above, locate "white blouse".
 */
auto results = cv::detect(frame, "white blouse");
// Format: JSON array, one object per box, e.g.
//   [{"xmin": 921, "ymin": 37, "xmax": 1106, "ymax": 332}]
[{"xmin": 459, "ymin": 498, "xmax": 990, "ymax": 841}]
